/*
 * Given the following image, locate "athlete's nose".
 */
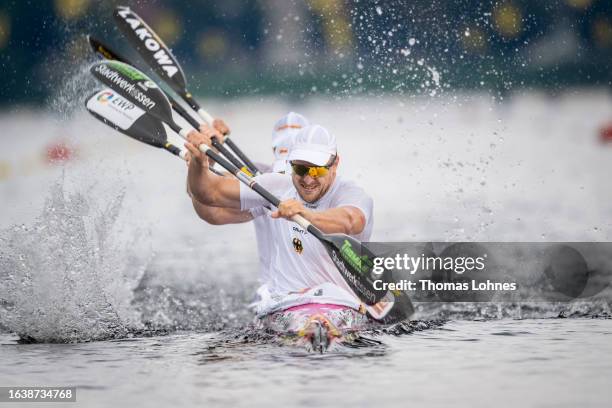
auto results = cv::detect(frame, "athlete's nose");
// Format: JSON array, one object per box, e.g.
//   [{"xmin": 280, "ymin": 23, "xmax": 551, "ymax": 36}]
[{"xmin": 302, "ymin": 174, "xmax": 317, "ymax": 184}]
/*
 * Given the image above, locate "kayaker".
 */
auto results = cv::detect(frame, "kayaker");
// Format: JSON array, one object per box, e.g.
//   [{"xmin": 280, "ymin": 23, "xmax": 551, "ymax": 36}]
[
  {"xmin": 187, "ymin": 112, "xmax": 310, "ymax": 286},
  {"xmin": 185, "ymin": 123, "xmax": 374, "ymax": 315}
]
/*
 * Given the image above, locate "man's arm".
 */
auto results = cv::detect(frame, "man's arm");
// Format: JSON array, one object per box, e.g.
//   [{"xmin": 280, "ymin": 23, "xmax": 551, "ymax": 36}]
[
  {"xmin": 185, "ymin": 161, "xmax": 250, "ymax": 225},
  {"xmin": 271, "ymin": 200, "xmax": 366, "ymax": 235},
  {"xmin": 191, "ymin": 198, "xmax": 254, "ymax": 225},
  {"xmin": 185, "ymin": 127, "xmax": 242, "ymax": 209},
  {"xmin": 306, "ymin": 206, "xmax": 366, "ymax": 235}
]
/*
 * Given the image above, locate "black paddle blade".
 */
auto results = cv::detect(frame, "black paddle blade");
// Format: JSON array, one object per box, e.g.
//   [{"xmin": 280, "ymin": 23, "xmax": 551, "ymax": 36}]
[
  {"xmin": 90, "ymin": 60, "xmax": 174, "ymax": 126},
  {"xmin": 87, "ymin": 35, "xmax": 129, "ymax": 63},
  {"xmin": 321, "ymin": 233, "xmax": 391, "ymax": 305},
  {"xmin": 367, "ymin": 290, "xmax": 415, "ymax": 324},
  {"xmin": 113, "ymin": 6, "xmax": 187, "ymax": 94},
  {"xmin": 85, "ymin": 88, "xmax": 168, "ymax": 149}
]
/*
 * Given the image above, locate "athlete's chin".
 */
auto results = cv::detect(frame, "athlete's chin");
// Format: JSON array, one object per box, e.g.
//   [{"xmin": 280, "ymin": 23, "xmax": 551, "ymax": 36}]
[{"xmin": 298, "ymin": 188, "xmax": 321, "ymax": 202}]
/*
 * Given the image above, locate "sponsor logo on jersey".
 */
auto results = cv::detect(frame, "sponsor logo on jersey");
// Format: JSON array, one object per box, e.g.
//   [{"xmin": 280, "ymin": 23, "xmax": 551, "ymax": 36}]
[
  {"xmin": 116, "ymin": 7, "xmax": 180, "ymax": 79},
  {"xmin": 292, "ymin": 226, "xmax": 306, "ymax": 235},
  {"xmin": 292, "ymin": 237, "xmax": 303, "ymax": 254}
]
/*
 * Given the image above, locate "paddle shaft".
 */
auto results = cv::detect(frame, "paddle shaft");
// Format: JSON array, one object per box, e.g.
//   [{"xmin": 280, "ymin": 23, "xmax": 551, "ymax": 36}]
[
  {"xmin": 168, "ymin": 99, "xmax": 254, "ymax": 175},
  {"xmin": 163, "ymin": 142, "xmax": 185, "ymax": 159},
  {"xmin": 159, "ymin": 142, "xmax": 223, "ymax": 176},
  {"xmin": 224, "ymin": 137, "xmax": 262, "ymax": 177},
  {"xmin": 173, "ymin": 88, "xmax": 262, "ymax": 176}
]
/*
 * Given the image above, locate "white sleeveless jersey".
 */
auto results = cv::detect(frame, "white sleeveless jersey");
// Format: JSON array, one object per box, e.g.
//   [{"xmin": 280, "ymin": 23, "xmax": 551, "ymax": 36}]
[{"xmin": 241, "ymin": 173, "xmax": 374, "ymax": 297}]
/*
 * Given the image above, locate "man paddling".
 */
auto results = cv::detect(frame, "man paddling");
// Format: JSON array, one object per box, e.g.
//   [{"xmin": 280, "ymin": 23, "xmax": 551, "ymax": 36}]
[
  {"xmin": 185, "ymin": 124, "xmax": 374, "ymax": 315},
  {"xmin": 188, "ymin": 112, "xmax": 310, "ymax": 286}
]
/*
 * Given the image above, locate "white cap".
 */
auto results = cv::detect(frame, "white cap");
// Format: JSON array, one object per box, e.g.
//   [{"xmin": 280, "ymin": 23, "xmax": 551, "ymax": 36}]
[
  {"xmin": 271, "ymin": 112, "xmax": 309, "ymax": 172},
  {"xmin": 287, "ymin": 125, "xmax": 337, "ymax": 166},
  {"xmin": 272, "ymin": 112, "xmax": 309, "ymax": 150},
  {"xmin": 272, "ymin": 139, "xmax": 292, "ymax": 172}
]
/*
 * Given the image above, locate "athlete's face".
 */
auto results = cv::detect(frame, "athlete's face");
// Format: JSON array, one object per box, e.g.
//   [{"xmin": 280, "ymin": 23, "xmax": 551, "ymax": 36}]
[{"xmin": 291, "ymin": 156, "xmax": 339, "ymax": 203}]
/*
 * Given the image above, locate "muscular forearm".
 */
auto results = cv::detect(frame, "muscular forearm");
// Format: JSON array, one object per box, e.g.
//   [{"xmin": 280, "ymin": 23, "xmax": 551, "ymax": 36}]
[
  {"xmin": 192, "ymin": 198, "xmax": 253, "ymax": 225},
  {"xmin": 186, "ymin": 159, "xmax": 242, "ymax": 209},
  {"xmin": 185, "ymin": 127, "xmax": 241, "ymax": 209},
  {"xmin": 188, "ymin": 161, "xmax": 219, "ymax": 206},
  {"xmin": 302, "ymin": 206, "xmax": 365, "ymax": 235}
]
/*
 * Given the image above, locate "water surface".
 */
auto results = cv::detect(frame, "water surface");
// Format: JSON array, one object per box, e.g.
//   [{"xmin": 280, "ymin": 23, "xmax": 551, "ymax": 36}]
[{"xmin": 1, "ymin": 319, "xmax": 610, "ymax": 407}]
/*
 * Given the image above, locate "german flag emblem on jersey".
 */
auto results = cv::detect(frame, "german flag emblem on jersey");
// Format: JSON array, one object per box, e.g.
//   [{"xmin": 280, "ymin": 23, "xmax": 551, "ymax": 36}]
[{"xmin": 292, "ymin": 237, "xmax": 303, "ymax": 254}]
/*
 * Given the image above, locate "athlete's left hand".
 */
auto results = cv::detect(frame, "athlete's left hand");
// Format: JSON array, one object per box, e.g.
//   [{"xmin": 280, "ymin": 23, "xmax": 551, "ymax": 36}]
[{"xmin": 271, "ymin": 199, "xmax": 311, "ymax": 220}]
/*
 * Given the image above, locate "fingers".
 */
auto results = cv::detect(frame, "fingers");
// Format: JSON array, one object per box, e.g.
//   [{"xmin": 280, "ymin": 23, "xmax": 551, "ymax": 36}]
[
  {"xmin": 213, "ymin": 119, "xmax": 230, "ymax": 136},
  {"xmin": 184, "ymin": 142, "xmax": 209, "ymax": 168},
  {"xmin": 283, "ymin": 209, "xmax": 301, "ymax": 218},
  {"xmin": 274, "ymin": 199, "xmax": 304, "ymax": 220},
  {"xmin": 186, "ymin": 129, "xmax": 213, "ymax": 148},
  {"xmin": 199, "ymin": 123, "xmax": 224, "ymax": 142},
  {"xmin": 184, "ymin": 142, "xmax": 199, "ymax": 156}
]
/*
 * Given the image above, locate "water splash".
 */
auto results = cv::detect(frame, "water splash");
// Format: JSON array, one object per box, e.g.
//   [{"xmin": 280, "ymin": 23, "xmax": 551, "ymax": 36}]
[
  {"xmin": 0, "ymin": 180, "xmax": 148, "ymax": 342},
  {"xmin": 132, "ymin": 272, "xmax": 256, "ymax": 333},
  {"xmin": 45, "ymin": 39, "xmax": 98, "ymax": 123},
  {"xmin": 413, "ymin": 300, "xmax": 612, "ymax": 321}
]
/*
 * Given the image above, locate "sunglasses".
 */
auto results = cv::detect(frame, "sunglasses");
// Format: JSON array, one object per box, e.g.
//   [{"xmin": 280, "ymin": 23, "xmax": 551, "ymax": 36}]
[{"xmin": 290, "ymin": 156, "xmax": 336, "ymax": 178}]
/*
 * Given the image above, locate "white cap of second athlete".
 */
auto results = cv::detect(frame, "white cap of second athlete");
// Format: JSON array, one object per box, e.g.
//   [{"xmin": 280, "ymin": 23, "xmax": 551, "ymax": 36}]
[{"xmin": 271, "ymin": 112, "xmax": 309, "ymax": 172}]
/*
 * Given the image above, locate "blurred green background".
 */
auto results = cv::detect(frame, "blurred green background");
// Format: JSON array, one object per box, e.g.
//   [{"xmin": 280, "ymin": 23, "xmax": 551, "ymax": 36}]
[{"xmin": 1, "ymin": 0, "xmax": 612, "ymax": 105}]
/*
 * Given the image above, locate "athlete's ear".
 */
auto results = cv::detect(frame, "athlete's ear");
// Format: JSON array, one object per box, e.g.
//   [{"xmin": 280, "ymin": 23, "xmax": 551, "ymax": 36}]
[{"xmin": 333, "ymin": 155, "xmax": 340, "ymax": 167}]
